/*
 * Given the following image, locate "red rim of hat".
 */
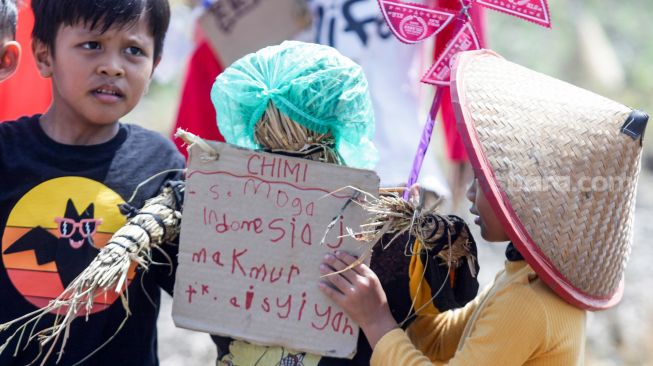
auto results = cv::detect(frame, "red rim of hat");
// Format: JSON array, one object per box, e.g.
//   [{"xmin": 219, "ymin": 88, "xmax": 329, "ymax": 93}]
[{"xmin": 449, "ymin": 49, "xmax": 623, "ymax": 310}]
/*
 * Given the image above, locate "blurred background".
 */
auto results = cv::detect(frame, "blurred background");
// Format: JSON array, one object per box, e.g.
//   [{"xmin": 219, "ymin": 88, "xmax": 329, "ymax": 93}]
[{"xmin": 130, "ymin": 0, "xmax": 652, "ymax": 365}]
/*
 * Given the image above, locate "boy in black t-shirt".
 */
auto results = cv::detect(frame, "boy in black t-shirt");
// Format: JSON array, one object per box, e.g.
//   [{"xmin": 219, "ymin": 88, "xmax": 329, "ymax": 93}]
[{"xmin": 0, "ymin": 1, "xmax": 185, "ymax": 364}]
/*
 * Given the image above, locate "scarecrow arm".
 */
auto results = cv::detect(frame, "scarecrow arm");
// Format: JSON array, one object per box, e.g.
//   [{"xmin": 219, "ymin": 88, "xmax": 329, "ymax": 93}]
[{"xmin": 120, "ymin": 180, "xmax": 185, "ymax": 296}]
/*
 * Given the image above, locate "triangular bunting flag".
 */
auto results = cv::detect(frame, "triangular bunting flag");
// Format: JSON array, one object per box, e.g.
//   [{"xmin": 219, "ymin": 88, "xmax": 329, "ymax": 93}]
[
  {"xmin": 421, "ymin": 22, "xmax": 481, "ymax": 85},
  {"xmin": 377, "ymin": 0, "xmax": 456, "ymax": 44},
  {"xmin": 475, "ymin": 0, "xmax": 551, "ymax": 28}
]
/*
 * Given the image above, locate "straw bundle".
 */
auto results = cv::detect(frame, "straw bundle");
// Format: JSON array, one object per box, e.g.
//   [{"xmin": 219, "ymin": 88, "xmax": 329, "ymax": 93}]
[
  {"xmin": 356, "ymin": 188, "xmax": 475, "ymax": 272},
  {"xmin": 254, "ymin": 103, "xmax": 341, "ymax": 164}
]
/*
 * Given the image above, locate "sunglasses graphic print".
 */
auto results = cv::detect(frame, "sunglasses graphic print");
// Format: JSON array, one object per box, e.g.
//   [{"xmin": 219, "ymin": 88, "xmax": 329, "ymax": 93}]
[
  {"xmin": 54, "ymin": 216, "xmax": 104, "ymax": 248},
  {"xmin": 1, "ymin": 177, "xmax": 135, "ymax": 314}
]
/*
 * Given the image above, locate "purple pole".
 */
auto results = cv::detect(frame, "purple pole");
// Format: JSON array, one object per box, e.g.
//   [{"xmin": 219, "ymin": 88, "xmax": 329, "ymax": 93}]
[{"xmin": 402, "ymin": 87, "xmax": 444, "ymax": 200}]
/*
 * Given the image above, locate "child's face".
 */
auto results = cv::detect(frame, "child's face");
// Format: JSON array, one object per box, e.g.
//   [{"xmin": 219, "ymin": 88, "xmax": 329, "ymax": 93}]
[
  {"xmin": 466, "ymin": 178, "xmax": 510, "ymax": 242},
  {"xmin": 33, "ymin": 15, "xmax": 158, "ymax": 127},
  {"xmin": 0, "ymin": 37, "xmax": 20, "ymax": 82}
]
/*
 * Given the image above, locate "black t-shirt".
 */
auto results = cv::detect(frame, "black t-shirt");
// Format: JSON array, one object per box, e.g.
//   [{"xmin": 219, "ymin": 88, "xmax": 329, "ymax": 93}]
[{"xmin": 0, "ymin": 115, "xmax": 185, "ymax": 366}]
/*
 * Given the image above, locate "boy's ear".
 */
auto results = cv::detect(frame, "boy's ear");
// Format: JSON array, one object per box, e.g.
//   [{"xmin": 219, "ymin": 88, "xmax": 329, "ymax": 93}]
[
  {"xmin": 143, "ymin": 57, "xmax": 161, "ymax": 95},
  {"xmin": 150, "ymin": 56, "xmax": 161, "ymax": 77},
  {"xmin": 32, "ymin": 39, "xmax": 53, "ymax": 78},
  {"xmin": 0, "ymin": 41, "xmax": 21, "ymax": 82}
]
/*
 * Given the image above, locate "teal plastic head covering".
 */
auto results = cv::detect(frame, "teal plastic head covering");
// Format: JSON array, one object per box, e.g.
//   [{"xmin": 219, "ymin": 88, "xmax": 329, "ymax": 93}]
[{"xmin": 211, "ymin": 41, "xmax": 378, "ymax": 169}]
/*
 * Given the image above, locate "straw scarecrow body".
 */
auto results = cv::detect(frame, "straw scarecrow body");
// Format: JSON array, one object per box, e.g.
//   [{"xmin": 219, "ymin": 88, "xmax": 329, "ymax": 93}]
[{"xmin": 209, "ymin": 41, "xmax": 479, "ymax": 365}]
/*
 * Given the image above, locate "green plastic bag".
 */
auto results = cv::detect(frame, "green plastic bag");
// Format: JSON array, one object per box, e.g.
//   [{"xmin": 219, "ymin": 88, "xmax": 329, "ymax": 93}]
[{"xmin": 211, "ymin": 41, "xmax": 378, "ymax": 169}]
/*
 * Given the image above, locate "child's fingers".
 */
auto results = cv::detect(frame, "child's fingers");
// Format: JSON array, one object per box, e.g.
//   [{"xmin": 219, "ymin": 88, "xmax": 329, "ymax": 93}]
[
  {"xmin": 318, "ymin": 280, "xmax": 345, "ymax": 304},
  {"xmin": 332, "ymin": 251, "xmax": 366, "ymax": 276},
  {"xmin": 330, "ymin": 252, "xmax": 381, "ymax": 288},
  {"xmin": 323, "ymin": 253, "xmax": 361, "ymax": 284},
  {"xmin": 319, "ymin": 263, "xmax": 354, "ymax": 295},
  {"xmin": 353, "ymin": 260, "xmax": 376, "ymax": 279}
]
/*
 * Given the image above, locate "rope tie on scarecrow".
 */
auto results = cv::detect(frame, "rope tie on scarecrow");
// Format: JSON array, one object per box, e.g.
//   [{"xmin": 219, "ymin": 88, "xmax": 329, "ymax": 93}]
[{"xmin": 175, "ymin": 129, "xmax": 219, "ymax": 162}]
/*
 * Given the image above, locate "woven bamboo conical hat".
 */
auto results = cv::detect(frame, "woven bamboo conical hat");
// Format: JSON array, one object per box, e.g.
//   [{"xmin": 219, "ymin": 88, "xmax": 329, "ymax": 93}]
[{"xmin": 450, "ymin": 49, "xmax": 648, "ymax": 310}]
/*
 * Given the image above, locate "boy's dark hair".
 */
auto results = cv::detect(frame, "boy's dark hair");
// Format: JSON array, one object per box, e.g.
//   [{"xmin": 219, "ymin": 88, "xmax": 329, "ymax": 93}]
[
  {"xmin": 31, "ymin": 0, "xmax": 170, "ymax": 61},
  {"xmin": 0, "ymin": 0, "xmax": 17, "ymax": 40}
]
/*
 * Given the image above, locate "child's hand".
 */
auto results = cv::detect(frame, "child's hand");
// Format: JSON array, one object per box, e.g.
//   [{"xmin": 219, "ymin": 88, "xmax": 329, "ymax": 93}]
[{"xmin": 318, "ymin": 251, "xmax": 398, "ymax": 348}]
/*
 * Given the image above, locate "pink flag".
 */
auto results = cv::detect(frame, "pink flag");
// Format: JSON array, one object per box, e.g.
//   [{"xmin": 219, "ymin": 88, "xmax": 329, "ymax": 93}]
[
  {"xmin": 377, "ymin": 0, "xmax": 456, "ymax": 44},
  {"xmin": 421, "ymin": 22, "xmax": 481, "ymax": 86},
  {"xmin": 475, "ymin": 0, "xmax": 551, "ymax": 28}
]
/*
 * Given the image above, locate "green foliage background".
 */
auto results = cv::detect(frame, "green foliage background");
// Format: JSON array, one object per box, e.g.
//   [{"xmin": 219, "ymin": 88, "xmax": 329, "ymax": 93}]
[{"xmin": 487, "ymin": 0, "xmax": 652, "ymax": 147}]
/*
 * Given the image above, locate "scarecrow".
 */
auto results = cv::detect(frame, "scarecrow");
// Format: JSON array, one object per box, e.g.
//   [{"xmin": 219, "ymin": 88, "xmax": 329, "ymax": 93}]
[
  {"xmin": 206, "ymin": 41, "xmax": 479, "ymax": 365},
  {"xmin": 0, "ymin": 41, "xmax": 479, "ymax": 365}
]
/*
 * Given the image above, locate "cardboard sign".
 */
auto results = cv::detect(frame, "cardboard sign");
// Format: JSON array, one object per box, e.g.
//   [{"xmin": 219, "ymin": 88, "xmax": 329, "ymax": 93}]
[
  {"xmin": 475, "ymin": 0, "xmax": 551, "ymax": 28},
  {"xmin": 377, "ymin": 0, "xmax": 455, "ymax": 44},
  {"xmin": 421, "ymin": 22, "xmax": 481, "ymax": 85},
  {"xmin": 199, "ymin": 0, "xmax": 312, "ymax": 67},
  {"xmin": 172, "ymin": 142, "xmax": 379, "ymax": 359}
]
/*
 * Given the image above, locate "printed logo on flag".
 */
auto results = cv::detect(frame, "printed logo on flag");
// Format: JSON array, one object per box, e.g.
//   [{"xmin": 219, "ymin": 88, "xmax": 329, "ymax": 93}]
[{"xmin": 421, "ymin": 22, "xmax": 481, "ymax": 85}]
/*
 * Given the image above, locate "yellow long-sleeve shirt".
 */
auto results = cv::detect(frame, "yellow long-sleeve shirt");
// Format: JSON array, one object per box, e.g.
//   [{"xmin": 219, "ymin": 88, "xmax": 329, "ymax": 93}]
[{"xmin": 370, "ymin": 260, "xmax": 586, "ymax": 365}]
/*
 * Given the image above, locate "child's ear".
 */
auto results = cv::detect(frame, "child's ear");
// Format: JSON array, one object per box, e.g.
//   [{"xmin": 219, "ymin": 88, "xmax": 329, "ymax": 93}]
[
  {"xmin": 0, "ymin": 41, "xmax": 21, "ymax": 82},
  {"xmin": 32, "ymin": 39, "xmax": 53, "ymax": 78},
  {"xmin": 151, "ymin": 56, "xmax": 161, "ymax": 77},
  {"xmin": 143, "ymin": 57, "xmax": 161, "ymax": 95}
]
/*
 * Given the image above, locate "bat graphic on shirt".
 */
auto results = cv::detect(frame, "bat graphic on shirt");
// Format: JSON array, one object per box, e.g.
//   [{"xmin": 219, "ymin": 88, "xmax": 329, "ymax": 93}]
[{"xmin": 3, "ymin": 199, "xmax": 102, "ymax": 287}]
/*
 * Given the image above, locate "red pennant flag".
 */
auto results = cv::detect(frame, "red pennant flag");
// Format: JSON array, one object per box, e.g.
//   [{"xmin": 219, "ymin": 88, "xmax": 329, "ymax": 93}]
[
  {"xmin": 475, "ymin": 0, "xmax": 551, "ymax": 28},
  {"xmin": 421, "ymin": 21, "xmax": 481, "ymax": 86},
  {"xmin": 377, "ymin": 0, "xmax": 456, "ymax": 44}
]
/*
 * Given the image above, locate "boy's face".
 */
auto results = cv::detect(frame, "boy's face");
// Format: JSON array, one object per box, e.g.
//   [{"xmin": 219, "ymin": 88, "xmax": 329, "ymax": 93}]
[
  {"xmin": 467, "ymin": 178, "xmax": 510, "ymax": 242},
  {"xmin": 0, "ymin": 37, "xmax": 20, "ymax": 82},
  {"xmin": 33, "ymin": 15, "xmax": 159, "ymax": 126}
]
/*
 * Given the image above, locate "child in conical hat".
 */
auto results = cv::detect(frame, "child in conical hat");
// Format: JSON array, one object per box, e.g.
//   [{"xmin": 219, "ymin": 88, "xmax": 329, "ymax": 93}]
[
  {"xmin": 210, "ymin": 41, "xmax": 480, "ymax": 365},
  {"xmin": 319, "ymin": 49, "xmax": 648, "ymax": 365}
]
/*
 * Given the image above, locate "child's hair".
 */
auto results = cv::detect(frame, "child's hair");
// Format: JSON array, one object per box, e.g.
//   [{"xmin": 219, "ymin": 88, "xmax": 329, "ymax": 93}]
[
  {"xmin": 0, "ymin": 0, "xmax": 17, "ymax": 40},
  {"xmin": 31, "ymin": 0, "xmax": 170, "ymax": 61}
]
